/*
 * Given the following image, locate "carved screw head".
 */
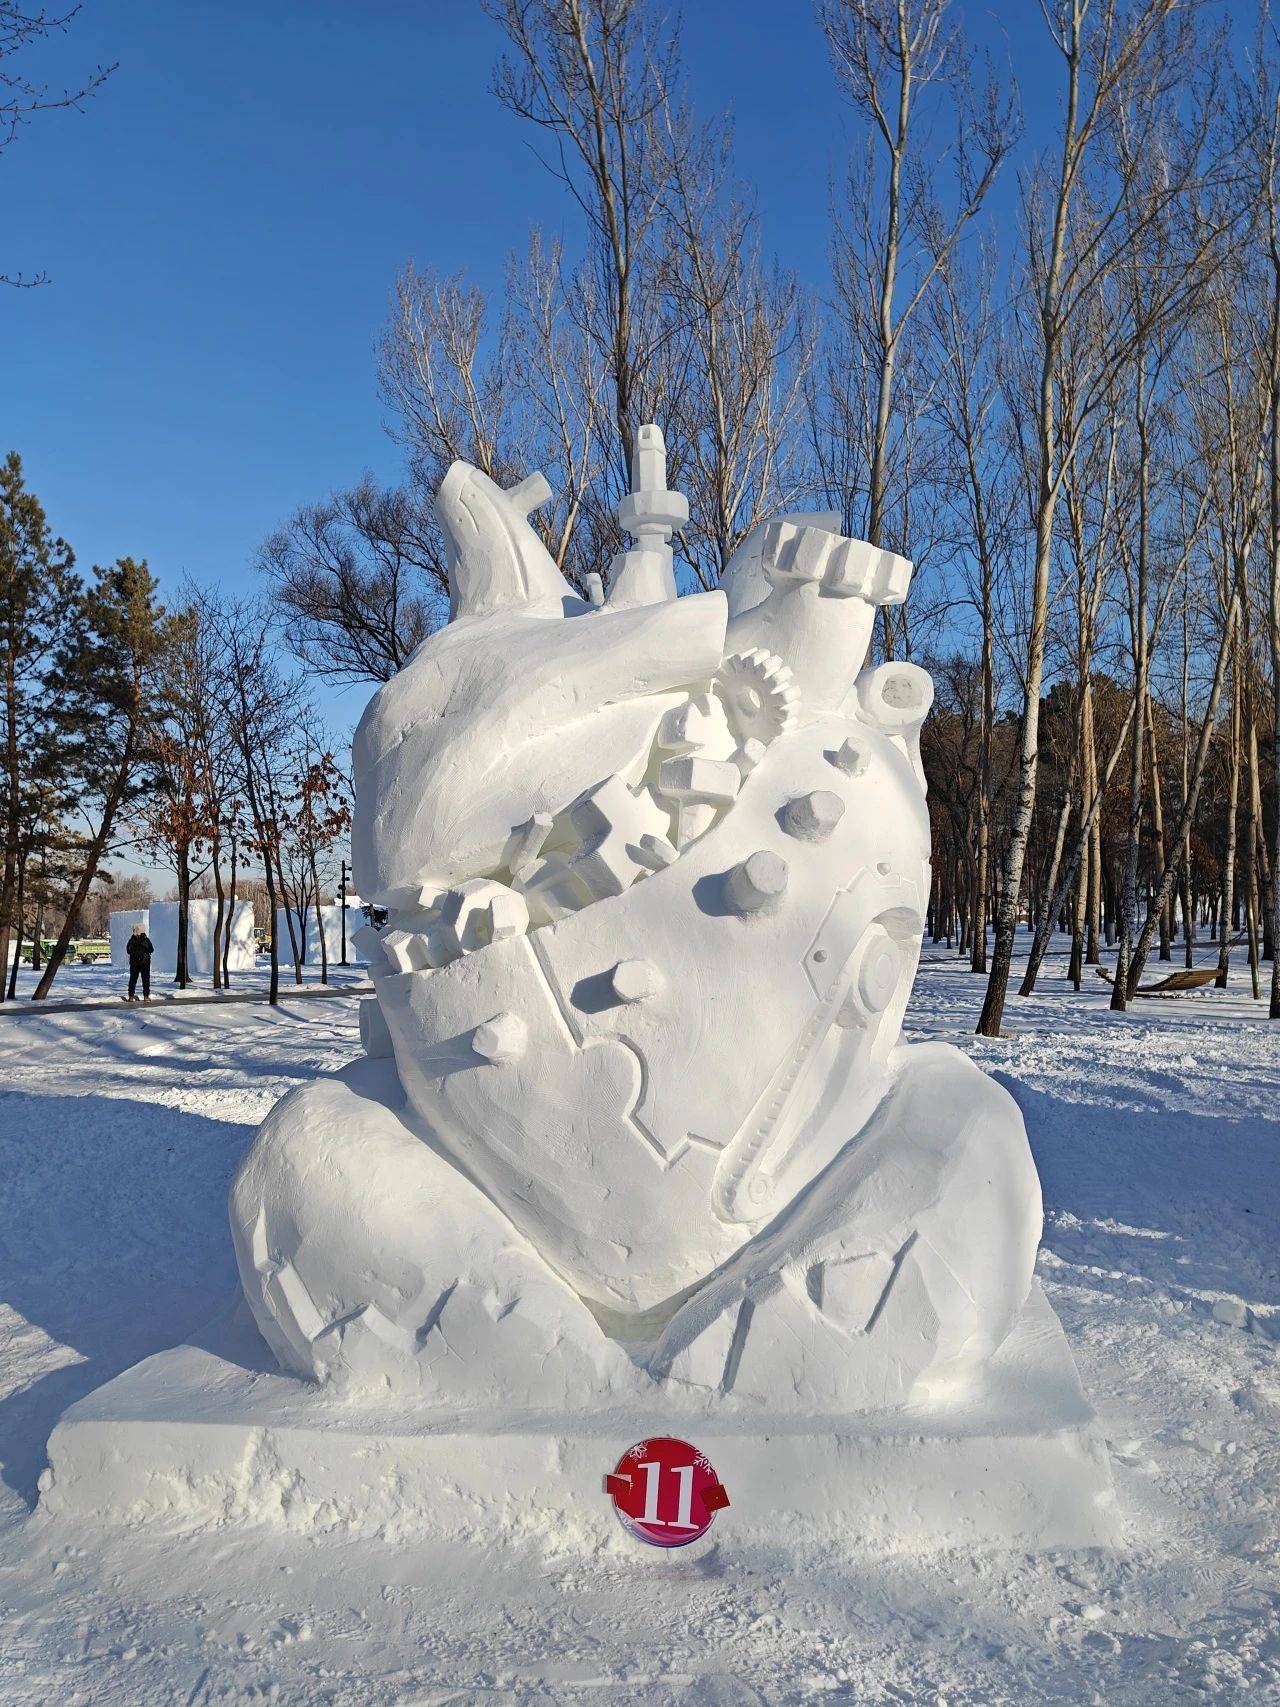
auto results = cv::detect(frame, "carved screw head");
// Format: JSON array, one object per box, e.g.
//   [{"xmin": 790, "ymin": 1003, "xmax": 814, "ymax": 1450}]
[
  {"xmin": 472, "ymin": 1011, "xmax": 527, "ymax": 1064},
  {"xmin": 611, "ymin": 959, "xmax": 663, "ymax": 1003},
  {"xmin": 831, "ymin": 736, "xmax": 871, "ymax": 778},
  {"xmin": 783, "ymin": 789, "xmax": 846, "ymax": 842},
  {"xmin": 724, "ymin": 850, "xmax": 789, "ymax": 914}
]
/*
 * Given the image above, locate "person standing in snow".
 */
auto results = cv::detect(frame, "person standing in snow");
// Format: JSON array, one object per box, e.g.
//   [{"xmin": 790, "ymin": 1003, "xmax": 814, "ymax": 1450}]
[{"xmin": 126, "ymin": 922, "xmax": 154, "ymax": 1002}]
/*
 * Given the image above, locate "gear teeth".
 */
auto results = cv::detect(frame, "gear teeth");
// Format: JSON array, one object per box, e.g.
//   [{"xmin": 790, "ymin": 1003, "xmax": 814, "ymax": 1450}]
[{"xmin": 715, "ymin": 649, "xmax": 801, "ymax": 747}]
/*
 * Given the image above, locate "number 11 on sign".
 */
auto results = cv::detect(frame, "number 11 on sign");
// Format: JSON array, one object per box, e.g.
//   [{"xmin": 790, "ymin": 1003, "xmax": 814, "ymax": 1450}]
[{"xmin": 636, "ymin": 1457, "xmax": 697, "ymax": 1530}]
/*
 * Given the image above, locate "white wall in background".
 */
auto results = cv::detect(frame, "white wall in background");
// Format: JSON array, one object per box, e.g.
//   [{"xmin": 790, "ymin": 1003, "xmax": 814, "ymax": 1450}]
[
  {"xmin": 275, "ymin": 903, "xmax": 364, "ymax": 967},
  {"xmin": 150, "ymin": 900, "xmax": 255, "ymax": 977},
  {"xmin": 108, "ymin": 909, "xmax": 148, "ymax": 968}
]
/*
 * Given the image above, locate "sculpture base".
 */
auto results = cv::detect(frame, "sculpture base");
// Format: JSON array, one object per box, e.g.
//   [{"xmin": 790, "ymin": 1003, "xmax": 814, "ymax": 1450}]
[{"xmin": 40, "ymin": 1282, "xmax": 1117, "ymax": 1553}]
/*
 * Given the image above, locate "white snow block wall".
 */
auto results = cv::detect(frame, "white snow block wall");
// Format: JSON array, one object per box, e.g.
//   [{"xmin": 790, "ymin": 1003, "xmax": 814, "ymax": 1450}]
[
  {"xmin": 149, "ymin": 900, "xmax": 255, "ymax": 977},
  {"xmin": 217, "ymin": 901, "xmax": 257, "ymax": 973},
  {"xmin": 108, "ymin": 909, "xmax": 148, "ymax": 967},
  {"xmin": 276, "ymin": 905, "xmax": 362, "ymax": 966}
]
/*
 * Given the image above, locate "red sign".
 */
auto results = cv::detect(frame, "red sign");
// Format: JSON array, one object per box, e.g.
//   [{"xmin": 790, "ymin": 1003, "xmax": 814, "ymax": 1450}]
[{"xmin": 605, "ymin": 1437, "xmax": 730, "ymax": 1547}]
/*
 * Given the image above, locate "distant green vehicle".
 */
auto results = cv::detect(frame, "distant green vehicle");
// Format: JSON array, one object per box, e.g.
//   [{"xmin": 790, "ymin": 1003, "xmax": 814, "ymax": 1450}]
[{"xmin": 70, "ymin": 938, "xmax": 111, "ymax": 965}]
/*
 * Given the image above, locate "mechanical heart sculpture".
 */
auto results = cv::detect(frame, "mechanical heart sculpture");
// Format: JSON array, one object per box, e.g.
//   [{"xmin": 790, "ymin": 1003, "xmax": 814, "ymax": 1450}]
[{"xmin": 229, "ymin": 427, "xmax": 1043, "ymax": 1413}]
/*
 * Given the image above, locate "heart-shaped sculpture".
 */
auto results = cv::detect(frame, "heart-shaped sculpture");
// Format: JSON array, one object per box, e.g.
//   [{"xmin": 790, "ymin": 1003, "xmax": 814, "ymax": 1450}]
[{"xmin": 229, "ymin": 428, "xmax": 1043, "ymax": 1413}]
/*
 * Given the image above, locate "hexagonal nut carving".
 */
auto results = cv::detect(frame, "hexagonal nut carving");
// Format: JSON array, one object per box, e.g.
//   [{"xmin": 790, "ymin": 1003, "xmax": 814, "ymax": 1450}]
[
  {"xmin": 485, "ymin": 888, "xmax": 529, "ymax": 944},
  {"xmin": 610, "ymin": 958, "xmax": 663, "ymax": 1004},
  {"xmin": 501, "ymin": 812, "xmax": 554, "ymax": 875},
  {"xmin": 783, "ymin": 789, "xmax": 846, "ymax": 842},
  {"xmin": 560, "ymin": 775, "xmax": 678, "ymax": 899},
  {"xmin": 724, "ymin": 850, "xmax": 788, "ymax": 915},
  {"xmin": 472, "ymin": 1011, "xmax": 527, "ymax": 1064},
  {"xmin": 574, "ymin": 838, "xmax": 648, "ymax": 900},
  {"xmin": 831, "ymin": 735, "xmax": 871, "ymax": 778},
  {"xmin": 656, "ymin": 754, "xmax": 741, "ymax": 807},
  {"xmin": 438, "ymin": 879, "xmax": 529, "ymax": 958},
  {"xmin": 380, "ymin": 928, "xmax": 435, "ymax": 974},
  {"xmin": 633, "ymin": 832, "xmax": 677, "ymax": 872},
  {"xmin": 517, "ymin": 855, "xmax": 596, "ymax": 926}
]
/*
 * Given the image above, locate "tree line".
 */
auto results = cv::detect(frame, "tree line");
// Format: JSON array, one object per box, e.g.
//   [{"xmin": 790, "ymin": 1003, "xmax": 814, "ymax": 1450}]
[
  {"xmin": 263, "ymin": 0, "xmax": 1279, "ymax": 1027},
  {"xmin": 6, "ymin": 0, "xmax": 1280, "ymax": 1028},
  {"xmin": 0, "ymin": 452, "xmax": 350, "ymax": 1002}
]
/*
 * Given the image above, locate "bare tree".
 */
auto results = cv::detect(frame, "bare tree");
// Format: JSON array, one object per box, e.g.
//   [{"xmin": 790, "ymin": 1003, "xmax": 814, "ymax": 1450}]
[
  {"xmin": 817, "ymin": 0, "xmax": 1017, "ymax": 657},
  {"xmin": 1109, "ymin": 149, "xmax": 1221, "ymax": 1009},
  {"xmin": 380, "ymin": 265, "xmax": 511, "ymax": 492},
  {"xmin": 1122, "ymin": 273, "xmax": 1262, "ymax": 996},
  {"xmin": 134, "ymin": 608, "xmax": 207, "ymax": 989},
  {"xmin": 504, "ymin": 232, "xmax": 607, "ymax": 583},
  {"xmin": 657, "ymin": 110, "xmax": 814, "ymax": 587},
  {"xmin": 208, "ymin": 597, "xmax": 302, "ymax": 1006},
  {"xmin": 977, "ymin": 0, "xmax": 1227, "ymax": 1036},
  {"xmin": 924, "ymin": 237, "xmax": 1019, "ymax": 971},
  {"xmin": 380, "ymin": 242, "xmax": 609, "ymax": 595},
  {"xmin": 278, "ymin": 732, "xmax": 349, "ymax": 987},
  {"xmin": 2, "ymin": 4, "xmax": 114, "ymax": 286},
  {"xmin": 485, "ymin": 0, "xmax": 681, "ymax": 486},
  {"xmin": 1244, "ymin": 20, "xmax": 1280, "ymax": 1018},
  {"xmin": 260, "ymin": 478, "xmax": 441, "ymax": 686}
]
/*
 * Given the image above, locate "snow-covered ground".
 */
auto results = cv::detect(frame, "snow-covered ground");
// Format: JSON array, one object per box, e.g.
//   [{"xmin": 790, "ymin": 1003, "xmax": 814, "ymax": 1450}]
[
  {"xmin": 0, "ymin": 936, "xmax": 1276, "ymax": 1704},
  {"xmin": 5, "ymin": 956, "xmax": 371, "ymax": 1009}
]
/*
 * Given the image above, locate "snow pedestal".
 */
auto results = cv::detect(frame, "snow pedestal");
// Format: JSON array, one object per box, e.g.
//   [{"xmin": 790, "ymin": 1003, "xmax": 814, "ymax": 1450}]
[{"xmin": 40, "ymin": 1281, "xmax": 1117, "ymax": 1552}]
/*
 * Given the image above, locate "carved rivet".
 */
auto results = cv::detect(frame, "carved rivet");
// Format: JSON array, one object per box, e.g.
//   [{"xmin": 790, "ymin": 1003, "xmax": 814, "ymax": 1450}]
[
  {"xmin": 783, "ymin": 789, "xmax": 845, "ymax": 842},
  {"xmin": 858, "ymin": 940, "xmax": 902, "ymax": 1012},
  {"xmin": 724, "ymin": 851, "xmax": 789, "ymax": 914},
  {"xmin": 472, "ymin": 1012, "xmax": 527, "ymax": 1064},
  {"xmin": 611, "ymin": 959, "xmax": 663, "ymax": 1003}
]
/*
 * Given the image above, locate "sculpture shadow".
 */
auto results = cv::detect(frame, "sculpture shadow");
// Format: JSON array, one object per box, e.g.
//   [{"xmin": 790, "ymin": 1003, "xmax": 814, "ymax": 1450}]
[
  {"xmin": 995, "ymin": 1075, "xmax": 1280, "ymax": 1317},
  {"xmin": 0, "ymin": 1089, "xmax": 251, "ymax": 1509},
  {"xmin": 5, "ymin": 999, "xmax": 353, "ymax": 1089},
  {"xmin": 692, "ymin": 871, "xmax": 735, "ymax": 917}
]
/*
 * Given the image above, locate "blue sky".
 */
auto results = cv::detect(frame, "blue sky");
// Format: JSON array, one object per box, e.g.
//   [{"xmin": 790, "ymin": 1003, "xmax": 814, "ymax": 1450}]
[
  {"xmin": 0, "ymin": 3, "xmax": 1047, "ymax": 591},
  {"xmin": 0, "ymin": 1, "xmax": 1073, "ymax": 888},
  {"xmin": 2, "ymin": 4, "xmax": 837, "ymax": 600},
  {"xmin": 1, "ymin": 0, "xmax": 1056, "ymax": 776}
]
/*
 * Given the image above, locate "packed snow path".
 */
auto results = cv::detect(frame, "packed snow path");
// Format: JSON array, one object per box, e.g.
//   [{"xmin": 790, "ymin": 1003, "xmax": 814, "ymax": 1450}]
[{"xmin": 0, "ymin": 939, "xmax": 1276, "ymax": 1703}]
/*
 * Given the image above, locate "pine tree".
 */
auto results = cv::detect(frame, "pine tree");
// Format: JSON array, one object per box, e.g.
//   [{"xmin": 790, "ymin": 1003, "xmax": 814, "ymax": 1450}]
[
  {"xmin": 0, "ymin": 451, "xmax": 80, "ymax": 999},
  {"xmin": 32, "ymin": 557, "xmax": 170, "ymax": 1000}
]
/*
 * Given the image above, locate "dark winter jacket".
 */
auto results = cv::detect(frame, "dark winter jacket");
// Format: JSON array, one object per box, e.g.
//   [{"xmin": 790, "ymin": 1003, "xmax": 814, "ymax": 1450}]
[{"xmin": 126, "ymin": 933, "xmax": 153, "ymax": 964}]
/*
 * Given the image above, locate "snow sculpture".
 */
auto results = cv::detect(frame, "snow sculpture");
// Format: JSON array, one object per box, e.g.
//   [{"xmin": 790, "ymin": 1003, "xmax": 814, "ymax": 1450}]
[{"xmin": 229, "ymin": 427, "xmax": 1044, "ymax": 1417}]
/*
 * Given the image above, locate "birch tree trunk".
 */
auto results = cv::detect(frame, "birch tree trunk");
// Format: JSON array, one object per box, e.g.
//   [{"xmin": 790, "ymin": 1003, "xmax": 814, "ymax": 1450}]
[{"xmin": 1214, "ymin": 624, "xmax": 1242, "ymax": 989}]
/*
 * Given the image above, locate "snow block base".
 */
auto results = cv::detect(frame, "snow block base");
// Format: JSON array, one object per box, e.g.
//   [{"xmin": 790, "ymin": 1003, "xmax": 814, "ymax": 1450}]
[{"xmin": 41, "ymin": 1282, "xmax": 1117, "ymax": 1553}]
